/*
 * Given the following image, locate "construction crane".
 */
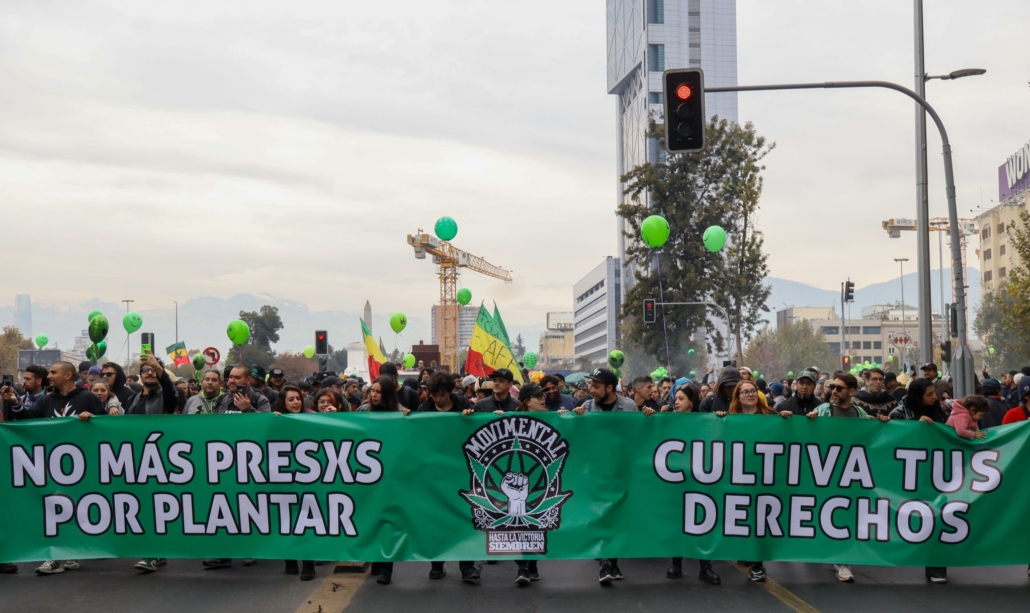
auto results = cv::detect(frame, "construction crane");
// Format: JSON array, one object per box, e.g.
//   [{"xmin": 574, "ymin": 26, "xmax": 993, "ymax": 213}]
[
  {"xmin": 407, "ymin": 231, "xmax": 512, "ymax": 370},
  {"xmin": 881, "ymin": 216, "xmax": 979, "ymax": 307}
]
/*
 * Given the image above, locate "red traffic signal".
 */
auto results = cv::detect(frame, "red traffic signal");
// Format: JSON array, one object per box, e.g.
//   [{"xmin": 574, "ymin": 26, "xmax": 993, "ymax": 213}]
[
  {"xmin": 643, "ymin": 299, "xmax": 657, "ymax": 324},
  {"xmin": 675, "ymin": 84, "xmax": 693, "ymax": 100},
  {"xmin": 663, "ymin": 68, "xmax": 706, "ymax": 152},
  {"xmin": 315, "ymin": 330, "xmax": 328, "ymax": 355}
]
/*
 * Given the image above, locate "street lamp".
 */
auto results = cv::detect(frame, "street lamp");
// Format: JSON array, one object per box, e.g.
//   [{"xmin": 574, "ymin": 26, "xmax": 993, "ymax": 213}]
[
  {"xmin": 913, "ymin": 0, "xmax": 986, "ymax": 374},
  {"xmin": 894, "ymin": 258, "xmax": 909, "ymax": 367}
]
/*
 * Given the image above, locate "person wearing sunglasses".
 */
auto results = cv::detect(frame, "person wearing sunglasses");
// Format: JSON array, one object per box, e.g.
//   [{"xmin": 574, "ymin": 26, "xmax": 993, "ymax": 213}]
[{"xmin": 100, "ymin": 362, "xmax": 135, "ymax": 406}]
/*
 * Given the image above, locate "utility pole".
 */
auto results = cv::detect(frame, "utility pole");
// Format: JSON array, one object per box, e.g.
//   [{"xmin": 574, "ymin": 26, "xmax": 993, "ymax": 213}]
[
  {"xmin": 895, "ymin": 258, "xmax": 909, "ymax": 368},
  {"xmin": 122, "ymin": 299, "xmax": 134, "ymax": 366},
  {"xmin": 913, "ymin": 0, "xmax": 932, "ymax": 366},
  {"xmin": 840, "ymin": 283, "xmax": 847, "ymax": 370}
]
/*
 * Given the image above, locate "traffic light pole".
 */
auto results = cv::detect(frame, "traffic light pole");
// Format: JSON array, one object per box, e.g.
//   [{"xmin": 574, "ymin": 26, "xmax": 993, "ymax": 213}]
[{"xmin": 705, "ymin": 80, "xmax": 972, "ymax": 396}]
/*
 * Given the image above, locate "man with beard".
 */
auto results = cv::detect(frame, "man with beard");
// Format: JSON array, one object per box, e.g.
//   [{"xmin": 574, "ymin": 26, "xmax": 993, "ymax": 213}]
[
  {"xmin": 541, "ymin": 375, "xmax": 575, "ymax": 411},
  {"xmin": 850, "ymin": 368, "xmax": 898, "ymax": 417},
  {"xmin": 778, "ymin": 370, "xmax": 822, "ymax": 416},
  {"xmin": 1, "ymin": 364, "xmax": 48, "ymax": 422},
  {"xmin": 123, "ymin": 355, "xmax": 178, "ymax": 415},
  {"xmin": 698, "ymin": 367, "xmax": 742, "ymax": 414},
  {"xmin": 184, "ymin": 370, "xmax": 224, "ymax": 414}
]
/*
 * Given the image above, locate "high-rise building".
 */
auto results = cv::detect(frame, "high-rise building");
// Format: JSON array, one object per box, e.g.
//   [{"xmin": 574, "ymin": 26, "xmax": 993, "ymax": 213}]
[
  {"xmin": 431, "ymin": 305, "xmax": 479, "ymax": 350},
  {"xmin": 607, "ymin": 0, "xmax": 738, "ymax": 300},
  {"xmin": 573, "ymin": 257, "xmax": 622, "ymax": 367},
  {"xmin": 14, "ymin": 294, "xmax": 32, "ymax": 338}
]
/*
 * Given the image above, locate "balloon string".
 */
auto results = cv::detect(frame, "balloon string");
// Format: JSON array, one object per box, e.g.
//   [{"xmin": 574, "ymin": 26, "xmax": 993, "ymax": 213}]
[{"xmin": 654, "ymin": 250, "xmax": 673, "ymax": 378}]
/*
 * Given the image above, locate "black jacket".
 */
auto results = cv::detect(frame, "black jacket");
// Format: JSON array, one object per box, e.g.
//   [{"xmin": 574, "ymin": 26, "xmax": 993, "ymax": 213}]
[
  {"xmin": 780, "ymin": 393, "xmax": 823, "ymax": 416},
  {"xmin": 417, "ymin": 393, "xmax": 471, "ymax": 413},
  {"xmin": 981, "ymin": 395, "xmax": 1011, "ymax": 429},
  {"xmin": 105, "ymin": 363, "xmax": 134, "ymax": 406},
  {"xmin": 13, "ymin": 387, "xmax": 103, "ymax": 420},
  {"xmin": 851, "ymin": 389, "xmax": 899, "ymax": 417},
  {"xmin": 474, "ymin": 394, "xmax": 520, "ymax": 413},
  {"xmin": 124, "ymin": 370, "xmax": 178, "ymax": 415},
  {"xmin": 214, "ymin": 386, "xmax": 272, "ymax": 414},
  {"xmin": 699, "ymin": 367, "xmax": 742, "ymax": 413}
]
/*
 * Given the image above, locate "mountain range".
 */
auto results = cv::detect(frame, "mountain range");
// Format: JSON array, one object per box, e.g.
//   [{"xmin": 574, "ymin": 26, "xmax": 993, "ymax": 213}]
[{"xmin": 0, "ymin": 267, "xmax": 982, "ymax": 360}]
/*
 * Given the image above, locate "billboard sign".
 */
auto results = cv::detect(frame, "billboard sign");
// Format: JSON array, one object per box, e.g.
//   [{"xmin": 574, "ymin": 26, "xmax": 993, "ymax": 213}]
[
  {"xmin": 999, "ymin": 139, "xmax": 1030, "ymax": 201},
  {"xmin": 17, "ymin": 350, "xmax": 62, "ymax": 370}
]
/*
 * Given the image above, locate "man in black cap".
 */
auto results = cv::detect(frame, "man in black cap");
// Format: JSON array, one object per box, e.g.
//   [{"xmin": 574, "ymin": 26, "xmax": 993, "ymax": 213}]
[
  {"xmin": 698, "ymin": 366, "xmax": 742, "ymax": 414},
  {"xmin": 268, "ymin": 368, "xmax": 286, "ymax": 394},
  {"xmin": 573, "ymin": 368, "xmax": 638, "ymax": 415},
  {"xmin": 779, "ymin": 369, "xmax": 822, "ymax": 416},
  {"xmin": 380, "ymin": 363, "xmax": 421, "ymax": 412},
  {"xmin": 921, "ymin": 363, "xmax": 948, "ymax": 397},
  {"xmin": 249, "ymin": 366, "xmax": 278, "ymax": 406},
  {"xmin": 980, "ymin": 378, "xmax": 1010, "ymax": 429},
  {"xmin": 474, "ymin": 368, "xmax": 520, "ymax": 413}
]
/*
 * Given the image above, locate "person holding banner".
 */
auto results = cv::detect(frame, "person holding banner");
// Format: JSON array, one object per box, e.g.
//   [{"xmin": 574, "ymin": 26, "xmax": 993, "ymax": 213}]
[
  {"xmin": 183, "ymin": 370, "xmax": 224, "ymax": 414},
  {"xmin": 662, "ymin": 383, "xmax": 722, "ymax": 585},
  {"xmin": 213, "ymin": 365, "xmax": 271, "ymax": 414},
  {"xmin": 886, "ymin": 377, "xmax": 950, "ymax": 584}
]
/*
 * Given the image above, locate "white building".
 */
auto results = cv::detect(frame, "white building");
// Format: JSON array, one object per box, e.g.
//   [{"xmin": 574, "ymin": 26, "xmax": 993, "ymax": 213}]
[
  {"xmin": 608, "ymin": 0, "xmax": 738, "ymax": 300},
  {"xmin": 573, "ymin": 257, "xmax": 622, "ymax": 367},
  {"xmin": 431, "ymin": 305, "xmax": 478, "ymax": 350}
]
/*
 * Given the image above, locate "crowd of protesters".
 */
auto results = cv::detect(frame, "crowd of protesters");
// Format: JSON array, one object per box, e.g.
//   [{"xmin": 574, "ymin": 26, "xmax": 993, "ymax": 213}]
[{"xmin": 3, "ymin": 354, "xmax": 1030, "ymax": 588}]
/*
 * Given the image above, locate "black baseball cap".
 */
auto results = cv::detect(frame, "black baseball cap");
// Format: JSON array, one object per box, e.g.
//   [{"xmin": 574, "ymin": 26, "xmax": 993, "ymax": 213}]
[
  {"xmin": 921, "ymin": 363, "xmax": 938, "ymax": 372},
  {"xmin": 322, "ymin": 376, "xmax": 342, "ymax": 388},
  {"xmin": 518, "ymin": 383, "xmax": 544, "ymax": 402},
  {"xmin": 269, "ymin": 368, "xmax": 284, "ymax": 379},
  {"xmin": 488, "ymin": 368, "xmax": 515, "ymax": 382},
  {"xmin": 588, "ymin": 368, "xmax": 619, "ymax": 388}
]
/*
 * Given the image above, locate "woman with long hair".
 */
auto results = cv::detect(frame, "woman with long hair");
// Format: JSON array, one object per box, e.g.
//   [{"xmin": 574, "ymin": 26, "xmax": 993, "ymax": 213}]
[
  {"xmin": 311, "ymin": 389, "xmax": 345, "ymax": 413},
  {"xmin": 886, "ymin": 376, "xmax": 949, "ymax": 584},
  {"xmin": 274, "ymin": 385, "xmax": 309, "ymax": 415},
  {"xmin": 359, "ymin": 377, "xmax": 401, "ymax": 413},
  {"xmin": 516, "ymin": 383, "xmax": 547, "ymax": 412},
  {"xmin": 90, "ymin": 381, "xmax": 123, "ymax": 415},
  {"xmin": 662, "ymin": 382, "xmax": 720, "ymax": 584}
]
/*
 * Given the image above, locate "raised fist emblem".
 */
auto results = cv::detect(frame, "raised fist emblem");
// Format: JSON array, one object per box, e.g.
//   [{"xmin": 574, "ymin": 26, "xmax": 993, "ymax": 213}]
[{"xmin": 501, "ymin": 472, "xmax": 529, "ymax": 517}]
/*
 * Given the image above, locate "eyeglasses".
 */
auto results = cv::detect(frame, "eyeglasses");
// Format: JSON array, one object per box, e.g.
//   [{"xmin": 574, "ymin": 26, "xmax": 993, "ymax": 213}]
[
  {"xmin": 828, "ymin": 384, "xmax": 850, "ymax": 392},
  {"xmin": 140, "ymin": 367, "xmax": 155, "ymax": 374},
  {"xmin": 739, "ymin": 389, "xmax": 757, "ymax": 397}
]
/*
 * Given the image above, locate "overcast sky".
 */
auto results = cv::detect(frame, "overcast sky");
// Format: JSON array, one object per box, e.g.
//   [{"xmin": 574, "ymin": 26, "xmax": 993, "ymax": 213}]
[{"xmin": 1, "ymin": 0, "xmax": 1027, "ymax": 326}]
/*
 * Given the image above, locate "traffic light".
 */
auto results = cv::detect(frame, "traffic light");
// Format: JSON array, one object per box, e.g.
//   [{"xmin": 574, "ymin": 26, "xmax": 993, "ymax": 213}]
[
  {"xmin": 643, "ymin": 299, "xmax": 656, "ymax": 324},
  {"xmin": 315, "ymin": 330, "xmax": 328, "ymax": 356},
  {"xmin": 663, "ymin": 68, "xmax": 706, "ymax": 152},
  {"xmin": 941, "ymin": 340, "xmax": 952, "ymax": 364},
  {"xmin": 844, "ymin": 280, "xmax": 855, "ymax": 303},
  {"xmin": 843, "ymin": 356, "xmax": 851, "ymax": 367}
]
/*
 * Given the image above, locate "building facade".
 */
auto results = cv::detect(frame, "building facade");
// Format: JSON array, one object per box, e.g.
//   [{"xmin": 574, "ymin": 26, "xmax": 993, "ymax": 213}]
[
  {"xmin": 14, "ymin": 294, "xmax": 31, "ymax": 338},
  {"xmin": 776, "ymin": 306, "xmax": 944, "ymax": 370},
  {"xmin": 573, "ymin": 257, "xmax": 622, "ymax": 367},
  {"xmin": 608, "ymin": 0, "xmax": 738, "ymax": 300},
  {"xmin": 431, "ymin": 305, "xmax": 478, "ymax": 350},
  {"xmin": 976, "ymin": 190, "xmax": 1028, "ymax": 295}
]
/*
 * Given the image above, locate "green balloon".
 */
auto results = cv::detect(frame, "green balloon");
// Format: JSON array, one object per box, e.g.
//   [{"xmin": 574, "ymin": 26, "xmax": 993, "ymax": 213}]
[
  {"xmin": 640, "ymin": 215, "xmax": 670, "ymax": 248},
  {"xmin": 96, "ymin": 340, "xmax": 106, "ymax": 358},
  {"xmin": 887, "ymin": 355, "xmax": 894, "ymax": 362},
  {"xmin": 85, "ymin": 344, "xmax": 96, "ymax": 363},
  {"xmin": 403, "ymin": 353, "xmax": 416, "ymax": 369},
  {"xmin": 390, "ymin": 312, "xmax": 407, "ymax": 334},
  {"xmin": 608, "ymin": 350, "xmax": 625, "ymax": 369},
  {"xmin": 192, "ymin": 353, "xmax": 207, "ymax": 371},
  {"xmin": 88, "ymin": 310, "xmax": 103, "ymax": 322},
  {"xmin": 35, "ymin": 334, "xmax": 48, "ymax": 349},
  {"xmin": 88, "ymin": 315, "xmax": 110, "ymax": 343},
  {"xmin": 689, "ymin": 370, "xmax": 697, "ymax": 377},
  {"xmin": 227, "ymin": 319, "xmax": 250, "ymax": 345},
  {"xmin": 523, "ymin": 352, "xmax": 538, "ymax": 369},
  {"xmin": 456, "ymin": 288, "xmax": 472, "ymax": 306},
  {"xmin": 687, "ymin": 348, "xmax": 696, "ymax": 356},
  {"xmin": 123, "ymin": 311, "xmax": 143, "ymax": 334},
  {"xmin": 303, "ymin": 345, "xmax": 316, "ymax": 359},
  {"xmin": 989, "ymin": 347, "xmax": 996, "ymax": 355},
  {"xmin": 611, "ymin": 367, "xmax": 622, "ymax": 380},
  {"xmin": 435, "ymin": 217, "xmax": 458, "ymax": 241},
  {"xmin": 703, "ymin": 225, "xmax": 727, "ymax": 253}
]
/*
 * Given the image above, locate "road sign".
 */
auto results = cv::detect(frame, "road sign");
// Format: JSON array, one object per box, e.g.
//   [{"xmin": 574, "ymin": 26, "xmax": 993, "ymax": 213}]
[
  {"xmin": 891, "ymin": 333, "xmax": 911, "ymax": 347},
  {"xmin": 203, "ymin": 347, "xmax": 221, "ymax": 366}
]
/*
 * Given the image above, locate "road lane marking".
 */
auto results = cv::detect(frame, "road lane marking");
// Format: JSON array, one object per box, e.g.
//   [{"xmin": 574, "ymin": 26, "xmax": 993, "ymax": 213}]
[
  {"xmin": 732, "ymin": 562, "xmax": 821, "ymax": 613},
  {"xmin": 295, "ymin": 565, "xmax": 369, "ymax": 613}
]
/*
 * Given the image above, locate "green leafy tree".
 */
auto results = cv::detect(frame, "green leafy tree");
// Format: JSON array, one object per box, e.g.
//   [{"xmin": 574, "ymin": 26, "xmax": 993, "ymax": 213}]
[
  {"xmin": 999, "ymin": 210, "xmax": 1030, "ymax": 348},
  {"xmin": 619, "ymin": 117, "xmax": 773, "ymax": 371},
  {"xmin": 743, "ymin": 321, "xmax": 837, "ymax": 379},
  {"xmin": 227, "ymin": 305, "xmax": 283, "ymax": 367},
  {"xmin": 512, "ymin": 334, "xmax": 526, "ymax": 358},
  {"xmin": 0, "ymin": 326, "xmax": 34, "ymax": 375},
  {"xmin": 326, "ymin": 345, "xmax": 349, "ymax": 373}
]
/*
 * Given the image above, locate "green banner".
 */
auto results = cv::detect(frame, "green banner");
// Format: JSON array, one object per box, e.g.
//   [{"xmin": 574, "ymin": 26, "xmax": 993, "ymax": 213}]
[{"xmin": 2, "ymin": 413, "xmax": 1027, "ymax": 566}]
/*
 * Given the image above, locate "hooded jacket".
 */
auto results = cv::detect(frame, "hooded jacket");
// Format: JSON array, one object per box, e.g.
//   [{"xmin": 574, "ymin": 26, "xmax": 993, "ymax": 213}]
[
  {"xmin": 779, "ymin": 391, "xmax": 823, "ymax": 416},
  {"xmin": 945, "ymin": 401, "xmax": 979, "ymax": 439},
  {"xmin": 13, "ymin": 387, "xmax": 103, "ymax": 420},
  {"xmin": 124, "ymin": 370, "xmax": 179, "ymax": 415},
  {"xmin": 851, "ymin": 389, "xmax": 899, "ymax": 418},
  {"xmin": 417, "ymin": 392, "xmax": 471, "ymax": 413},
  {"xmin": 699, "ymin": 367, "xmax": 742, "ymax": 413},
  {"xmin": 104, "ymin": 363, "xmax": 134, "ymax": 406},
  {"xmin": 213, "ymin": 386, "xmax": 271, "ymax": 414},
  {"xmin": 981, "ymin": 394, "xmax": 1010, "ymax": 429}
]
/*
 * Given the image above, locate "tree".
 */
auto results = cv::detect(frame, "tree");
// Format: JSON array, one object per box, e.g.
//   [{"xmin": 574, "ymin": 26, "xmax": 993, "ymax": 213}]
[
  {"xmin": 228, "ymin": 305, "xmax": 283, "ymax": 367},
  {"xmin": 326, "ymin": 345, "xmax": 349, "ymax": 373},
  {"xmin": 743, "ymin": 321, "xmax": 836, "ymax": 379},
  {"xmin": 975, "ymin": 288, "xmax": 1030, "ymax": 373},
  {"xmin": 512, "ymin": 334, "xmax": 526, "ymax": 358},
  {"xmin": 0, "ymin": 326, "xmax": 33, "ymax": 375},
  {"xmin": 998, "ymin": 210, "xmax": 1030, "ymax": 350},
  {"xmin": 619, "ymin": 117, "xmax": 773, "ymax": 371},
  {"xmin": 271, "ymin": 352, "xmax": 320, "ymax": 382}
]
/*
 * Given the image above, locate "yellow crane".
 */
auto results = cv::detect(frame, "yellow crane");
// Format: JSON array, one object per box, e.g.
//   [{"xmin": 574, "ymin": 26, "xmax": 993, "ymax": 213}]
[
  {"xmin": 407, "ymin": 231, "xmax": 512, "ymax": 370},
  {"xmin": 881, "ymin": 217, "xmax": 979, "ymax": 305}
]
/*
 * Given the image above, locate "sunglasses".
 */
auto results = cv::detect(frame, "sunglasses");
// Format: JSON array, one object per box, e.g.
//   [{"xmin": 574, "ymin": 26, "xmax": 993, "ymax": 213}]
[
  {"xmin": 828, "ymin": 384, "xmax": 851, "ymax": 392},
  {"xmin": 102, "ymin": 372, "xmax": 116, "ymax": 378}
]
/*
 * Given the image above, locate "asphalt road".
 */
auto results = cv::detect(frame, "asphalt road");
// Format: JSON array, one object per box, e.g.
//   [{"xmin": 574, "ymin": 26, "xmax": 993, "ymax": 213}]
[{"xmin": 2, "ymin": 558, "xmax": 1028, "ymax": 613}]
